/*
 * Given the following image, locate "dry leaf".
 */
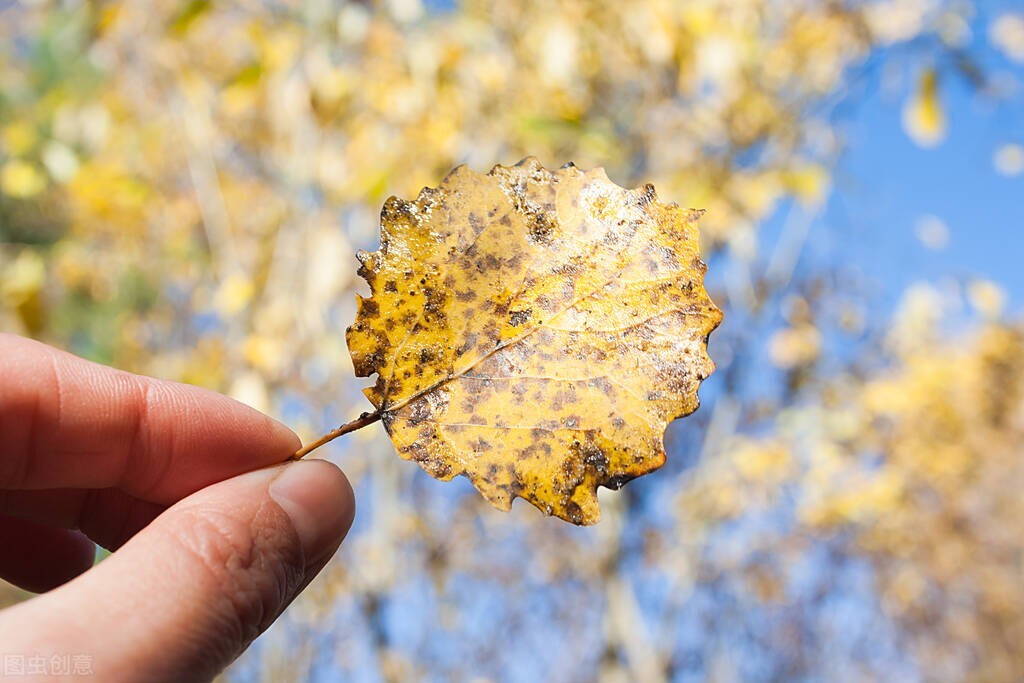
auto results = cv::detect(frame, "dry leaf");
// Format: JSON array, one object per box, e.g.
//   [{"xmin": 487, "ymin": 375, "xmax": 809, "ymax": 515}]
[{"xmin": 347, "ymin": 158, "xmax": 722, "ymax": 524}]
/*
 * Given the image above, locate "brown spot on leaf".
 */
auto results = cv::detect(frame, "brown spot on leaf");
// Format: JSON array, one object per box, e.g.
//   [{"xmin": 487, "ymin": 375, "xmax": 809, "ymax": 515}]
[
  {"xmin": 527, "ymin": 213, "xmax": 555, "ymax": 245},
  {"xmin": 508, "ymin": 309, "xmax": 532, "ymax": 327}
]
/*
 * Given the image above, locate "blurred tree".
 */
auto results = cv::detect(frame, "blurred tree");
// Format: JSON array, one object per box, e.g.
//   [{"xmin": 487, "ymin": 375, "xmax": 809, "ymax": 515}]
[
  {"xmin": 1, "ymin": 1, "xmax": 1021, "ymax": 681},
  {"xmin": 680, "ymin": 303, "xmax": 1024, "ymax": 681}
]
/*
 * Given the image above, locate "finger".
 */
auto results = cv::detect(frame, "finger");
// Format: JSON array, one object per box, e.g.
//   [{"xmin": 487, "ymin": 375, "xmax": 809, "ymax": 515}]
[
  {"xmin": 0, "ymin": 488, "xmax": 165, "ymax": 550},
  {"xmin": 0, "ymin": 459, "xmax": 355, "ymax": 682},
  {"xmin": 0, "ymin": 333, "xmax": 300, "ymax": 502},
  {"xmin": 0, "ymin": 515, "xmax": 96, "ymax": 593}
]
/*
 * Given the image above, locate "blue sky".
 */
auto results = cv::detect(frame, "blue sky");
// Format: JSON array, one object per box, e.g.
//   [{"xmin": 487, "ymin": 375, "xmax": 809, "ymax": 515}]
[{"xmin": 830, "ymin": 9, "xmax": 1024, "ymax": 315}]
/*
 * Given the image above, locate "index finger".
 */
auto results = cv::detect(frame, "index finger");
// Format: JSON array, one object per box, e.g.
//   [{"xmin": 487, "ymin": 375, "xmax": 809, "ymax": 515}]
[{"xmin": 0, "ymin": 334, "xmax": 301, "ymax": 503}]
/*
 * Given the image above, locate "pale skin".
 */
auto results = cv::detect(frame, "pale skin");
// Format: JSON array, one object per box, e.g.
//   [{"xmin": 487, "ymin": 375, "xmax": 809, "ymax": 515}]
[{"xmin": 0, "ymin": 333, "xmax": 355, "ymax": 681}]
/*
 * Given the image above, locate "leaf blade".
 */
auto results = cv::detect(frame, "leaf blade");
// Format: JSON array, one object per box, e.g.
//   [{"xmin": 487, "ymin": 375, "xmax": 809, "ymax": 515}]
[{"xmin": 348, "ymin": 159, "xmax": 722, "ymax": 524}]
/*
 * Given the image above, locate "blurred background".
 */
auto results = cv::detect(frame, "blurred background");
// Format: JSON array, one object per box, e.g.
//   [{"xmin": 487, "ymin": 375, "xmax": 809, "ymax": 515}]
[{"xmin": 2, "ymin": 0, "xmax": 1023, "ymax": 681}]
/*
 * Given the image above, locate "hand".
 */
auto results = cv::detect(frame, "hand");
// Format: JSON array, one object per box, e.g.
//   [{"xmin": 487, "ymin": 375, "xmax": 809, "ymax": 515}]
[{"xmin": 0, "ymin": 334, "xmax": 354, "ymax": 681}]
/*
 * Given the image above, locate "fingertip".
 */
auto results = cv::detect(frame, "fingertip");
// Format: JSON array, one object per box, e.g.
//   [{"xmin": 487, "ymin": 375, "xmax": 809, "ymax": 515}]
[
  {"xmin": 213, "ymin": 382, "xmax": 301, "ymax": 456},
  {"xmin": 225, "ymin": 397, "xmax": 302, "ymax": 461},
  {"xmin": 262, "ymin": 414, "xmax": 304, "ymax": 460},
  {"xmin": 268, "ymin": 460, "xmax": 355, "ymax": 569},
  {"xmin": 152, "ymin": 378, "xmax": 303, "ymax": 457}
]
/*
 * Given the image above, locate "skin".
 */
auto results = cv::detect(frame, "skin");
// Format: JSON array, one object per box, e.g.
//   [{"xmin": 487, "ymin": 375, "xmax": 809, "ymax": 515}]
[{"xmin": 0, "ymin": 333, "xmax": 355, "ymax": 681}]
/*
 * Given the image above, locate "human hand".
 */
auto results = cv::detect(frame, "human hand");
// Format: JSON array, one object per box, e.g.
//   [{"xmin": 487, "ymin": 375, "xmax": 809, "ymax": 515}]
[{"xmin": 0, "ymin": 334, "xmax": 354, "ymax": 681}]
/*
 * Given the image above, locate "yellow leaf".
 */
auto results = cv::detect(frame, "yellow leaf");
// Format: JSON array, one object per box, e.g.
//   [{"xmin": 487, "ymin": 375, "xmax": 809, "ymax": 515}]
[
  {"xmin": 967, "ymin": 280, "xmax": 1006, "ymax": 319},
  {"xmin": 213, "ymin": 273, "xmax": 254, "ymax": 316},
  {"xmin": 243, "ymin": 335, "xmax": 287, "ymax": 375},
  {"xmin": 902, "ymin": 68, "xmax": 946, "ymax": 148},
  {"xmin": 768, "ymin": 324, "xmax": 821, "ymax": 369},
  {"xmin": 782, "ymin": 165, "xmax": 829, "ymax": 207},
  {"xmin": 0, "ymin": 249, "xmax": 45, "ymax": 302},
  {"xmin": 347, "ymin": 159, "xmax": 722, "ymax": 524},
  {"xmin": 1, "ymin": 249, "xmax": 46, "ymax": 335},
  {"xmin": 1, "ymin": 121, "xmax": 38, "ymax": 156},
  {"xmin": 1, "ymin": 160, "xmax": 47, "ymax": 199}
]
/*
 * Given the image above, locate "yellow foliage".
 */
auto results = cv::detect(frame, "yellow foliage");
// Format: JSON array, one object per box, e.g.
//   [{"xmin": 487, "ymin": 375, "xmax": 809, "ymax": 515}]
[
  {"xmin": 243, "ymin": 335, "xmax": 288, "ymax": 377},
  {"xmin": 966, "ymin": 279, "xmax": 1007, "ymax": 319},
  {"xmin": 213, "ymin": 273, "xmax": 254, "ymax": 316},
  {"xmin": 0, "ymin": 249, "xmax": 46, "ymax": 334},
  {"xmin": 734, "ymin": 441, "xmax": 793, "ymax": 484},
  {"xmin": 781, "ymin": 165, "xmax": 829, "ymax": 206},
  {"xmin": 1, "ymin": 160, "xmax": 47, "ymax": 199},
  {"xmin": 768, "ymin": 324, "xmax": 822, "ymax": 369},
  {"xmin": 65, "ymin": 162, "xmax": 150, "ymax": 232},
  {"xmin": 1, "ymin": 121, "xmax": 39, "ymax": 156},
  {"xmin": 347, "ymin": 160, "xmax": 721, "ymax": 524},
  {"xmin": 675, "ymin": 321, "xmax": 1024, "ymax": 683},
  {"xmin": 902, "ymin": 68, "xmax": 947, "ymax": 148}
]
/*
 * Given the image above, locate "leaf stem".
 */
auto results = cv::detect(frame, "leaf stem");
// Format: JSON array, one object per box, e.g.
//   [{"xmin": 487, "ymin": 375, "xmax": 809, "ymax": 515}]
[{"xmin": 292, "ymin": 410, "xmax": 382, "ymax": 459}]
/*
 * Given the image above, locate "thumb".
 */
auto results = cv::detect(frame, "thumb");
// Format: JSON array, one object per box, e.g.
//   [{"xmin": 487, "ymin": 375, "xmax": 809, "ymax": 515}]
[{"xmin": 0, "ymin": 459, "xmax": 354, "ymax": 682}]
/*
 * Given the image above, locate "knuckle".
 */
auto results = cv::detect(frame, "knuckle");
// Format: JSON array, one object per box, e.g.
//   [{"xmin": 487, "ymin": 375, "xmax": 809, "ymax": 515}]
[{"xmin": 167, "ymin": 503, "xmax": 306, "ymax": 649}]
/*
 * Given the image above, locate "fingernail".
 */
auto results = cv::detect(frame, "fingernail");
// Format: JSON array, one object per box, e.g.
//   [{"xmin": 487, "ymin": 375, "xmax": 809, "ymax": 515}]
[{"xmin": 268, "ymin": 460, "xmax": 354, "ymax": 567}]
